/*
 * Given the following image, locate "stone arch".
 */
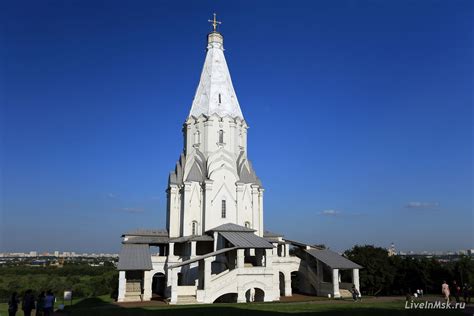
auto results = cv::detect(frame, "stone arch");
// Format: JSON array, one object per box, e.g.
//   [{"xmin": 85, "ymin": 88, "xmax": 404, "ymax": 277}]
[
  {"xmin": 279, "ymin": 271, "xmax": 285, "ymax": 296},
  {"xmin": 245, "ymin": 287, "xmax": 265, "ymax": 302},
  {"xmin": 291, "ymin": 270, "xmax": 303, "ymax": 294},
  {"xmin": 241, "ymin": 280, "xmax": 268, "ymax": 302},
  {"xmin": 213, "ymin": 292, "xmax": 238, "ymax": 303},
  {"xmin": 151, "ymin": 272, "xmax": 166, "ymax": 297}
]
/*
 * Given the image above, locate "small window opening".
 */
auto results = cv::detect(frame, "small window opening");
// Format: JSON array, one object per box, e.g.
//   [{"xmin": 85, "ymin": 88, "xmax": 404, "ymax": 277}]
[
  {"xmin": 219, "ymin": 130, "xmax": 224, "ymax": 143},
  {"xmin": 192, "ymin": 221, "xmax": 197, "ymax": 235},
  {"xmin": 221, "ymin": 200, "xmax": 226, "ymax": 218},
  {"xmin": 218, "ymin": 93, "xmax": 222, "ymax": 104}
]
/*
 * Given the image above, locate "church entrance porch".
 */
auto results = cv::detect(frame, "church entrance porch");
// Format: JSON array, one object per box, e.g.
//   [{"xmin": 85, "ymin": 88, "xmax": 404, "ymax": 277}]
[{"xmin": 151, "ymin": 272, "xmax": 166, "ymax": 299}]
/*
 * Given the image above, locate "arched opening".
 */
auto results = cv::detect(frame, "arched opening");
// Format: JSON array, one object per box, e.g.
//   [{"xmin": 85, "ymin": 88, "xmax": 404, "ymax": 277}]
[
  {"xmin": 213, "ymin": 293, "xmax": 237, "ymax": 303},
  {"xmin": 191, "ymin": 221, "xmax": 197, "ymax": 235},
  {"xmin": 151, "ymin": 272, "xmax": 166, "ymax": 298},
  {"xmin": 291, "ymin": 271, "xmax": 301, "ymax": 294},
  {"xmin": 194, "ymin": 131, "xmax": 200, "ymax": 145},
  {"xmin": 218, "ymin": 130, "xmax": 224, "ymax": 143},
  {"xmin": 245, "ymin": 288, "xmax": 265, "ymax": 302},
  {"xmin": 244, "ymin": 221, "xmax": 250, "ymax": 228},
  {"xmin": 279, "ymin": 272, "xmax": 285, "ymax": 296}
]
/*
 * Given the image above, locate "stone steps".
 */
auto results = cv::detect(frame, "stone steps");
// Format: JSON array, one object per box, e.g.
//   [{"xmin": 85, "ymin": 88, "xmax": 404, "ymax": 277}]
[
  {"xmin": 177, "ymin": 295, "xmax": 198, "ymax": 305},
  {"xmin": 339, "ymin": 289, "xmax": 353, "ymax": 298}
]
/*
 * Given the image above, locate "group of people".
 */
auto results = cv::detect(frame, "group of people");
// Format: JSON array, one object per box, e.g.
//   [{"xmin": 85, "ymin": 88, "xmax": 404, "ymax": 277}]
[
  {"xmin": 8, "ymin": 290, "xmax": 55, "ymax": 316},
  {"xmin": 442, "ymin": 280, "xmax": 471, "ymax": 304}
]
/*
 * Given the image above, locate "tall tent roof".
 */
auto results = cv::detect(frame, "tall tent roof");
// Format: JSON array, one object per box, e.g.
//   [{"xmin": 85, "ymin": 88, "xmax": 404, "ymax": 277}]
[{"xmin": 188, "ymin": 31, "xmax": 244, "ymax": 119}]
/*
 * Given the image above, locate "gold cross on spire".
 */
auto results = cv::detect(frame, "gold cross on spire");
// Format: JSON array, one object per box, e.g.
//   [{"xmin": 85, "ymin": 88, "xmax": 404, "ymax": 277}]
[{"xmin": 208, "ymin": 13, "xmax": 222, "ymax": 32}]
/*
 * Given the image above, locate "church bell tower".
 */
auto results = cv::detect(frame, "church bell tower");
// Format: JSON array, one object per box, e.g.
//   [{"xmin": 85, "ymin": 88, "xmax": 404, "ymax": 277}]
[{"xmin": 166, "ymin": 15, "xmax": 264, "ymax": 238}]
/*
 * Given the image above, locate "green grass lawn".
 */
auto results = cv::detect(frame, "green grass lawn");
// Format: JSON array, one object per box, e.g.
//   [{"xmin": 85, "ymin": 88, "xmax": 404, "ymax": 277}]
[{"xmin": 0, "ymin": 296, "xmax": 467, "ymax": 316}]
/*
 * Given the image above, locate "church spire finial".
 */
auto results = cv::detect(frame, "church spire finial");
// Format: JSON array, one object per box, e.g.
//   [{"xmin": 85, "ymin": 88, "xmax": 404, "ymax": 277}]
[{"xmin": 208, "ymin": 13, "xmax": 222, "ymax": 32}]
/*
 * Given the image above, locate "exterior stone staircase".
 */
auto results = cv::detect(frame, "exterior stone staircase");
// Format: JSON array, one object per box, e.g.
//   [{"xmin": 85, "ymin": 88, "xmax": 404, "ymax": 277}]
[
  {"xmin": 339, "ymin": 289, "xmax": 353, "ymax": 298},
  {"xmin": 177, "ymin": 295, "xmax": 198, "ymax": 304}
]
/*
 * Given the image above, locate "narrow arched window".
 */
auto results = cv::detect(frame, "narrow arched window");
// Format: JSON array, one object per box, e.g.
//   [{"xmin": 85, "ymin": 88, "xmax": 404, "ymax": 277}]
[
  {"xmin": 192, "ymin": 221, "xmax": 197, "ymax": 235},
  {"xmin": 221, "ymin": 200, "xmax": 226, "ymax": 218},
  {"xmin": 218, "ymin": 130, "xmax": 224, "ymax": 143},
  {"xmin": 194, "ymin": 131, "xmax": 200, "ymax": 144},
  {"xmin": 245, "ymin": 221, "xmax": 250, "ymax": 228},
  {"xmin": 218, "ymin": 93, "xmax": 222, "ymax": 104}
]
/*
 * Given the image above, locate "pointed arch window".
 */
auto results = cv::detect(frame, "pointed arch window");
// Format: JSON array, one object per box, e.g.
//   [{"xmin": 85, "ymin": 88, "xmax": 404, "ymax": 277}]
[
  {"xmin": 221, "ymin": 200, "xmax": 226, "ymax": 218},
  {"xmin": 218, "ymin": 130, "xmax": 224, "ymax": 144},
  {"xmin": 192, "ymin": 221, "xmax": 198, "ymax": 235},
  {"xmin": 194, "ymin": 131, "xmax": 200, "ymax": 145}
]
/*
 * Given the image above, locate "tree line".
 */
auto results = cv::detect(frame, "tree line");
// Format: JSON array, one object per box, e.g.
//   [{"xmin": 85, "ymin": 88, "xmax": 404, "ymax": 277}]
[
  {"xmin": 344, "ymin": 245, "xmax": 474, "ymax": 296},
  {"xmin": 0, "ymin": 264, "xmax": 118, "ymax": 303}
]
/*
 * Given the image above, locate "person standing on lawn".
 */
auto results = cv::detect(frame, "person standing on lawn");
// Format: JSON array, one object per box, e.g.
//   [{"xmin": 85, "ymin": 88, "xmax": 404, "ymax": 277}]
[
  {"xmin": 442, "ymin": 281, "xmax": 450, "ymax": 303},
  {"xmin": 22, "ymin": 289, "xmax": 35, "ymax": 316},
  {"xmin": 8, "ymin": 292, "xmax": 20, "ymax": 316}
]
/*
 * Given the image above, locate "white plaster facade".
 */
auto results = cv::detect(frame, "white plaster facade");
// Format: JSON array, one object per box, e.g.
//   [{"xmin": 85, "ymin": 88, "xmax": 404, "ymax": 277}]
[{"xmin": 117, "ymin": 26, "xmax": 361, "ymax": 305}]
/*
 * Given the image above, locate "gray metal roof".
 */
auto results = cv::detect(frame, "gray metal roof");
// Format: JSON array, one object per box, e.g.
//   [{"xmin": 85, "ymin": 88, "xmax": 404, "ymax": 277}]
[
  {"xmin": 305, "ymin": 249, "xmax": 363, "ymax": 269},
  {"xmin": 117, "ymin": 244, "xmax": 153, "ymax": 271},
  {"xmin": 220, "ymin": 231, "xmax": 274, "ymax": 249},
  {"xmin": 123, "ymin": 229, "xmax": 168, "ymax": 237},
  {"xmin": 208, "ymin": 223, "xmax": 256, "ymax": 232},
  {"xmin": 123, "ymin": 236, "xmax": 170, "ymax": 244},
  {"xmin": 284, "ymin": 239, "xmax": 309, "ymax": 248},
  {"xmin": 168, "ymin": 247, "xmax": 238, "ymax": 269},
  {"xmin": 170, "ymin": 235, "xmax": 214, "ymax": 243}
]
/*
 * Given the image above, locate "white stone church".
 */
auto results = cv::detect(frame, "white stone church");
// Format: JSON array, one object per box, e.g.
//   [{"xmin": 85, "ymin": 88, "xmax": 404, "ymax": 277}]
[{"xmin": 117, "ymin": 18, "xmax": 362, "ymax": 304}]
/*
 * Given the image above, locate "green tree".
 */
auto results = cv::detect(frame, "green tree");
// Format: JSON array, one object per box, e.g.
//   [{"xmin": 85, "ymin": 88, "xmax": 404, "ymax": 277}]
[{"xmin": 344, "ymin": 245, "xmax": 396, "ymax": 296}]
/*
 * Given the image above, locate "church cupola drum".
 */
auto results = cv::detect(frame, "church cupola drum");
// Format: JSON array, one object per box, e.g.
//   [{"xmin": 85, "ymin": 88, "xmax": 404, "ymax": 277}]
[{"xmin": 166, "ymin": 15, "xmax": 264, "ymax": 238}]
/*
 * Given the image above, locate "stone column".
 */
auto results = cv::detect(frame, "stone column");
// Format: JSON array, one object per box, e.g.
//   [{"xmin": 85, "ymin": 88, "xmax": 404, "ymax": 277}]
[
  {"xmin": 213, "ymin": 232, "xmax": 218, "ymax": 251},
  {"xmin": 170, "ymin": 268, "xmax": 178, "ymax": 304},
  {"xmin": 251, "ymin": 185, "xmax": 260, "ymax": 236},
  {"xmin": 258, "ymin": 188, "xmax": 264, "ymax": 236},
  {"xmin": 284, "ymin": 273, "xmax": 292, "ymax": 296},
  {"xmin": 183, "ymin": 181, "xmax": 192, "ymax": 235},
  {"xmin": 143, "ymin": 270, "xmax": 152, "ymax": 301},
  {"xmin": 353, "ymin": 268, "xmax": 360, "ymax": 296},
  {"xmin": 203, "ymin": 257, "xmax": 212, "ymax": 289},
  {"xmin": 168, "ymin": 185, "xmax": 180, "ymax": 237},
  {"xmin": 190, "ymin": 241, "xmax": 197, "ymax": 258},
  {"xmin": 237, "ymin": 249, "xmax": 244, "ymax": 268},
  {"xmin": 285, "ymin": 243, "xmax": 290, "ymax": 257},
  {"xmin": 168, "ymin": 243, "xmax": 175, "ymax": 258},
  {"xmin": 332, "ymin": 268, "xmax": 340, "ymax": 298},
  {"xmin": 265, "ymin": 249, "xmax": 273, "ymax": 268},
  {"xmin": 118, "ymin": 271, "xmax": 126, "ymax": 302},
  {"xmin": 237, "ymin": 287, "xmax": 246, "ymax": 303},
  {"xmin": 236, "ymin": 182, "xmax": 244, "ymax": 224},
  {"xmin": 204, "ymin": 180, "xmax": 213, "ymax": 232}
]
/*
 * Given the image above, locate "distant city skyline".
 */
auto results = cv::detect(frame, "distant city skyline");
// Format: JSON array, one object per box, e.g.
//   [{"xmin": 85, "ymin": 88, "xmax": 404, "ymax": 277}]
[{"xmin": 2, "ymin": 1, "xmax": 473, "ymax": 253}]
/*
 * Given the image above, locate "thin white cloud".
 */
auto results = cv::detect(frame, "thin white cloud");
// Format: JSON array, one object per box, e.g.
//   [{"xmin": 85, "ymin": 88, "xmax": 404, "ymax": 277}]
[
  {"xmin": 107, "ymin": 193, "xmax": 117, "ymax": 199},
  {"xmin": 319, "ymin": 209, "xmax": 341, "ymax": 216},
  {"xmin": 405, "ymin": 202, "xmax": 439, "ymax": 209}
]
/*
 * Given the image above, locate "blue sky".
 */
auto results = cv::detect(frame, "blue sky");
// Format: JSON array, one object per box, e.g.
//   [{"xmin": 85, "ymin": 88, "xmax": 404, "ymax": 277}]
[{"xmin": 1, "ymin": 1, "xmax": 472, "ymax": 253}]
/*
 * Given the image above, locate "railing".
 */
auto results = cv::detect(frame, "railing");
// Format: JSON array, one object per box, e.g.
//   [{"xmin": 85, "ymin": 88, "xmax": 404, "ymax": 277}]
[
  {"xmin": 209, "ymin": 268, "xmax": 238, "ymax": 293},
  {"xmin": 151, "ymin": 256, "xmax": 167, "ymax": 263},
  {"xmin": 177, "ymin": 285, "xmax": 197, "ymax": 296}
]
